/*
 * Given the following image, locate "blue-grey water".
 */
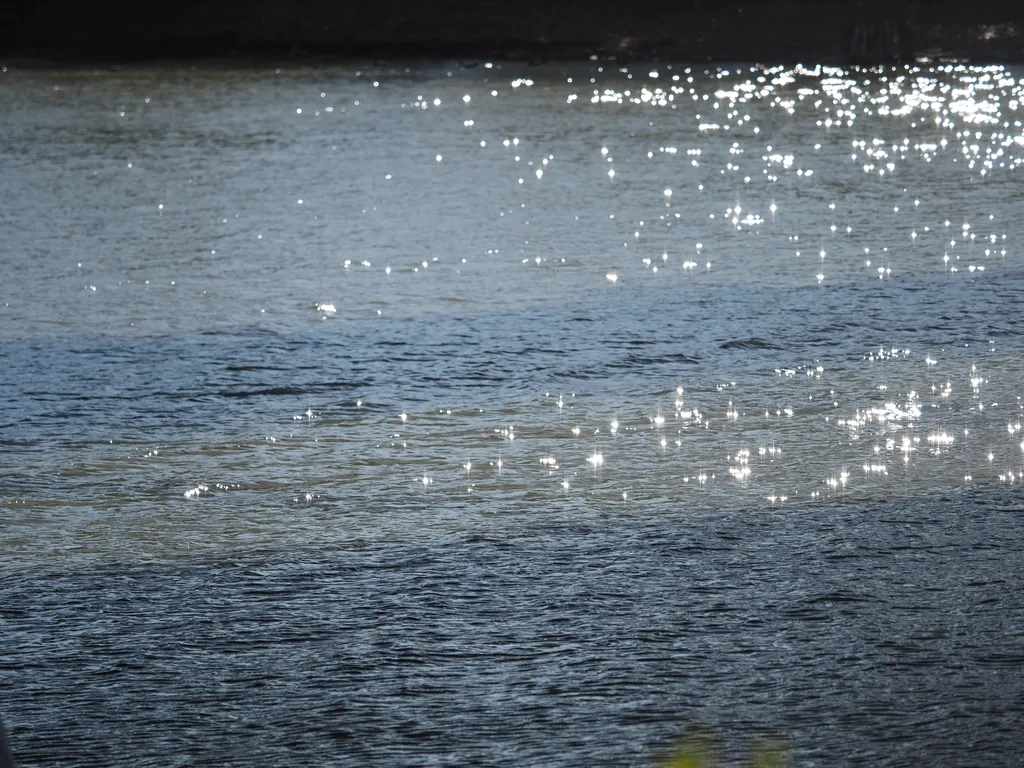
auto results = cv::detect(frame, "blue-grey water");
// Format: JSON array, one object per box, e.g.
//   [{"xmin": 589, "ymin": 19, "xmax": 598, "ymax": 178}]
[{"xmin": 1, "ymin": 60, "xmax": 1023, "ymax": 766}]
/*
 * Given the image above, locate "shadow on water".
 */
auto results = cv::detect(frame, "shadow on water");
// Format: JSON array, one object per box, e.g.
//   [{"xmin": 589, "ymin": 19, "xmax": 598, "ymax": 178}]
[
  {"xmin": 0, "ymin": 712, "xmax": 789, "ymax": 768},
  {"xmin": 0, "ymin": 713, "xmax": 795, "ymax": 768},
  {"xmin": 0, "ymin": 708, "xmax": 795, "ymax": 768},
  {"xmin": 0, "ymin": 717, "xmax": 14, "ymax": 768}
]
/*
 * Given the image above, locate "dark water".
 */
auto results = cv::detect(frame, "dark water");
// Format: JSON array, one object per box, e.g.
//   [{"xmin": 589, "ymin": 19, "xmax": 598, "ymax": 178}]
[
  {"xmin": 5, "ymin": 497, "xmax": 1024, "ymax": 767},
  {"xmin": 1, "ymin": 61, "xmax": 1023, "ymax": 765}
]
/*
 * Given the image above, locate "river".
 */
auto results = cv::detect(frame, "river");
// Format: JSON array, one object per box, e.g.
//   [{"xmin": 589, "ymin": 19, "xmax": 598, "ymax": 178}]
[{"xmin": 1, "ymin": 60, "xmax": 1023, "ymax": 766}]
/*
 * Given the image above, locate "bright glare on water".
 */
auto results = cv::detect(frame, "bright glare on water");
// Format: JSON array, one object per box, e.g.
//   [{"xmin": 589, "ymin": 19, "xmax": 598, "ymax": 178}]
[{"xmin": 1, "ymin": 61, "xmax": 1023, "ymax": 766}]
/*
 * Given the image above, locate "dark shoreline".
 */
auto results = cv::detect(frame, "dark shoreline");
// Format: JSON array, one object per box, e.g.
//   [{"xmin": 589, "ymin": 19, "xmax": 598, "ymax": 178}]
[{"xmin": 3, "ymin": 1, "xmax": 1024, "ymax": 65}]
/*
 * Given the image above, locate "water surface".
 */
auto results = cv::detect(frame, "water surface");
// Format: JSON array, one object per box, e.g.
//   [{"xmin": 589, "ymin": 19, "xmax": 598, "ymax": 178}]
[{"xmin": 1, "ymin": 60, "xmax": 1023, "ymax": 766}]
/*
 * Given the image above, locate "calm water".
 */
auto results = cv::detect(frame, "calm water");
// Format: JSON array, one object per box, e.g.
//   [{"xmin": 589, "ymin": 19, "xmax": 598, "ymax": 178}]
[{"xmin": 1, "ymin": 60, "xmax": 1023, "ymax": 766}]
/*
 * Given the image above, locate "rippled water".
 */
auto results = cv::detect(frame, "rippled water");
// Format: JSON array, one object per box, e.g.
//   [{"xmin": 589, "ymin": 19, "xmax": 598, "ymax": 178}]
[{"xmin": 1, "ymin": 60, "xmax": 1023, "ymax": 766}]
